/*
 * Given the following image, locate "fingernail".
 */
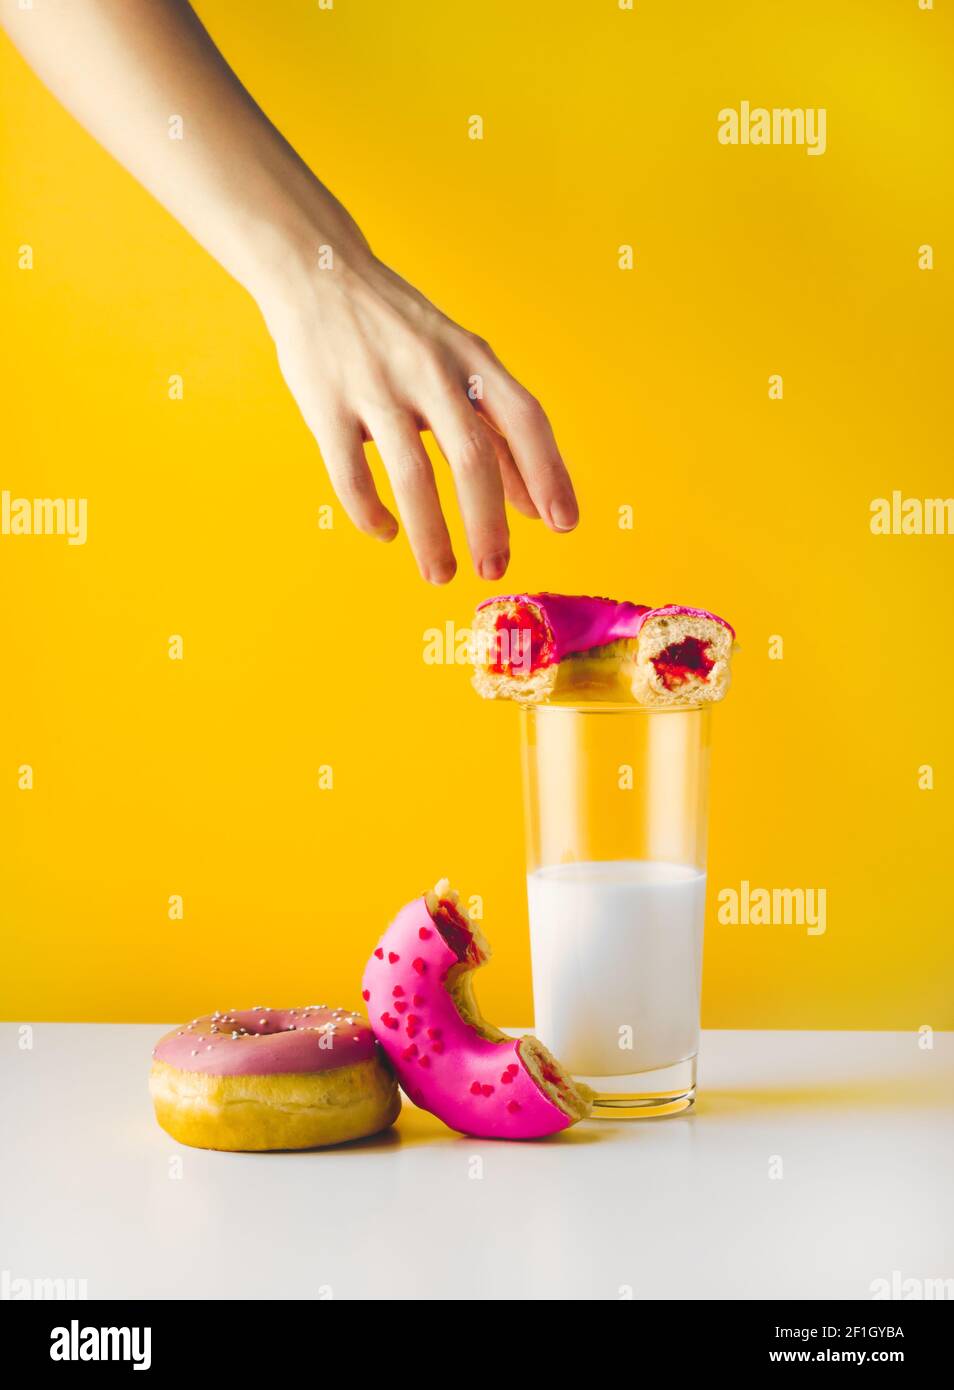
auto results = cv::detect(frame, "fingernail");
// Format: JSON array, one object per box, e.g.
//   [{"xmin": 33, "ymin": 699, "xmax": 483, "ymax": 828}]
[
  {"xmin": 548, "ymin": 497, "xmax": 579, "ymax": 531},
  {"xmin": 479, "ymin": 550, "xmax": 510, "ymax": 581},
  {"xmin": 426, "ymin": 560, "xmax": 457, "ymax": 585}
]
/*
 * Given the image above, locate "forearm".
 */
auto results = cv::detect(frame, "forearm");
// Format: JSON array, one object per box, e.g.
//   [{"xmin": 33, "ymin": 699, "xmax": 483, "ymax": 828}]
[
  {"xmin": 4, "ymin": 0, "xmax": 578, "ymax": 578},
  {"xmin": 0, "ymin": 0, "xmax": 365, "ymax": 301}
]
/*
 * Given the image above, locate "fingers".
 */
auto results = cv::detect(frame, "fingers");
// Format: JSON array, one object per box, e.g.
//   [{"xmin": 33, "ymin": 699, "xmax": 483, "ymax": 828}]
[
  {"xmin": 484, "ymin": 425, "xmax": 540, "ymax": 519},
  {"xmin": 370, "ymin": 412, "xmax": 457, "ymax": 584},
  {"xmin": 475, "ymin": 364, "xmax": 578, "ymax": 533},
  {"xmin": 318, "ymin": 420, "xmax": 399, "ymax": 541},
  {"xmin": 426, "ymin": 399, "xmax": 510, "ymax": 580}
]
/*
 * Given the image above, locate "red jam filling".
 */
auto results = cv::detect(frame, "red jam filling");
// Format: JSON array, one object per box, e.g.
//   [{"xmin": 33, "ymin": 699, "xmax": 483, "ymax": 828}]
[
  {"xmin": 488, "ymin": 605, "xmax": 552, "ymax": 676},
  {"xmin": 651, "ymin": 636, "xmax": 714, "ymax": 691},
  {"xmin": 433, "ymin": 898, "xmax": 482, "ymax": 965},
  {"xmin": 516, "ymin": 1039, "xmax": 567, "ymax": 1092}
]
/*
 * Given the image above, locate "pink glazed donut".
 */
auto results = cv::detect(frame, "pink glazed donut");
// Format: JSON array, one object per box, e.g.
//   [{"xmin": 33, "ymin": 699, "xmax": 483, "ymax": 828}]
[
  {"xmin": 150, "ymin": 1005, "xmax": 401, "ymax": 1150},
  {"xmin": 363, "ymin": 882, "xmax": 592, "ymax": 1139},
  {"xmin": 470, "ymin": 591, "xmax": 736, "ymax": 708},
  {"xmin": 471, "ymin": 592, "xmax": 650, "ymax": 704},
  {"xmin": 630, "ymin": 604, "xmax": 735, "ymax": 708}
]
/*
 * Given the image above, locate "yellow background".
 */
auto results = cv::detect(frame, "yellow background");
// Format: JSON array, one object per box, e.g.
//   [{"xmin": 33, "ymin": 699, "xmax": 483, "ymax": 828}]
[{"xmin": 1, "ymin": 0, "xmax": 951, "ymax": 1028}]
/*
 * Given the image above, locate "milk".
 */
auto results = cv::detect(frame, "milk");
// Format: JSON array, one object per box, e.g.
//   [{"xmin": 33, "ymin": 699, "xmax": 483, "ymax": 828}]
[{"xmin": 527, "ymin": 860, "xmax": 706, "ymax": 1079}]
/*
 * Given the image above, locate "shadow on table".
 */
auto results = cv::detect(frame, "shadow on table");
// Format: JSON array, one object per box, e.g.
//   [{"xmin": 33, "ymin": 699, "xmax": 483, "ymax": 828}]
[
  {"xmin": 193, "ymin": 1108, "xmax": 612, "ymax": 1158},
  {"xmin": 697, "ymin": 1074, "xmax": 953, "ymax": 1116},
  {"xmin": 390, "ymin": 1103, "xmax": 612, "ymax": 1148}
]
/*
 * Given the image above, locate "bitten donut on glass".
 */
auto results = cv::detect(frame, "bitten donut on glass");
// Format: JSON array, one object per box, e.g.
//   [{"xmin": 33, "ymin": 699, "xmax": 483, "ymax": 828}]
[
  {"xmin": 150, "ymin": 1006, "xmax": 400, "ymax": 1151},
  {"xmin": 470, "ymin": 592, "xmax": 648, "ymax": 704},
  {"xmin": 630, "ymin": 605, "xmax": 735, "ymax": 708},
  {"xmin": 470, "ymin": 591, "xmax": 736, "ymax": 709},
  {"xmin": 363, "ymin": 881, "xmax": 592, "ymax": 1139}
]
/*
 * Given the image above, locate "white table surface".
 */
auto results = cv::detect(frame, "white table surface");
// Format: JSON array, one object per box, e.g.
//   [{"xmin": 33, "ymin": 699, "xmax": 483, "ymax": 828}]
[{"xmin": 1, "ymin": 1025, "xmax": 951, "ymax": 1301}]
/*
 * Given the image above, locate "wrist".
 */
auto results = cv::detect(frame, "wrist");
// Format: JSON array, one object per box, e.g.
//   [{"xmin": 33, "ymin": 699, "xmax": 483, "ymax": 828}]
[{"xmin": 239, "ymin": 188, "xmax": 373, "ymax": 319}]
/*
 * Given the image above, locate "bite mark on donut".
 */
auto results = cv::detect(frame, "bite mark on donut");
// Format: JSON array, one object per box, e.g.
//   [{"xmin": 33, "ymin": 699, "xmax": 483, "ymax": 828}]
[
  {"xmin": 425, "ymin": 881, "xmax": 591, "ymax": 1121},
  {"xmin": 517, "ymin": 1035, "xmax": 591, "ymax": 1121},
  {"xmin": 425, "ymin": 881, "xmax": 488, "ymax": 968}
]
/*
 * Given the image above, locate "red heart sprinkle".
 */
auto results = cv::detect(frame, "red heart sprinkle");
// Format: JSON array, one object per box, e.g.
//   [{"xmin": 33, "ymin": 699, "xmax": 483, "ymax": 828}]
[
  {"xmin": 507, "ymin": 1063, "xmax": 519, "ymax": 1075},
  {"xmin": 393, "ymin": 1001, "xmax": 408, "ymax": 1014},
  {"xmin": 403, "ymin": 1044, "xmax": 418, "ymax": 1059},
  {"xmin": 418, "ymin": 927, "xmax": 432, "ymax": 940},
  {"xmin": 419, "ymin": 1055, "xmax": 431, "ymax": 1069},
  {"xmin": 507, "ymin": 1101, "xmax": 521, "ymax": 1114},
  {"xmin": 373, "ymin": 949, "xmax": 383, "ymax": 960},
  {"xmin": 392, "ymin": 985, "xmax": 404, "ymax": 997},
  {"xmin": 501, "ymin": 1072, "xmax": 513, "ymax": 1084},
  {"xmin": 388, "ymin": 952, "xmax": 400, "ymax": 964},
  {"xmin": 412, "ymin": 958, "xmax": 426, "ymax": 975},
  {"xmin": 406, "ymin": 1025, "xmax": 419, "ymax": 1039},
  {"xmin": 361, "ymin": 990, "xmax": 370, "ymax": 1001},
  {"xmin": 481, "ymin": 1084, "xmax": 494, "ymax": 1097},
  {"xmin": 427, "ymin": 1027, "xmax": 442, "ymax": 1039},
  {"xmin": 380, "ymin": 1013, "xmax": 398, "ymax": 1030},
  {"xmin": 412, "ymin": 994, "xmax": 426, "ymax": 1007},
  {"xmin": 470, "ymin": 1082, "xmax": 483, "ymax": 1095},
  {"xmin": 431, "ymin": 1041, "xmax": 444, "ymax": 1054}
]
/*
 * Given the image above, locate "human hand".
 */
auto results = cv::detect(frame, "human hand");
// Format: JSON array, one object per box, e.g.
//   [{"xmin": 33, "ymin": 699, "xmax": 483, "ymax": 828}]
[
  {"xmin": 1, "ymin": 0, "xmax": 577, "ymax": 584},
  {"xmin": 260, "ymin": 249, "xmax": 578, "ymax": 584}
]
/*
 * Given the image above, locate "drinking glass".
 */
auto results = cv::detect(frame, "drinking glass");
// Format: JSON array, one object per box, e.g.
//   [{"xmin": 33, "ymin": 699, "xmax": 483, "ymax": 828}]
[{"xmin": 521, "ymin": 703, "xmax": 711, "ymax": 1117}]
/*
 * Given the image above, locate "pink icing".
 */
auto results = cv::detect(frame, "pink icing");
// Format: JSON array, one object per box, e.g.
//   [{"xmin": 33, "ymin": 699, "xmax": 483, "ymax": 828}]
[
  {"xmin": 477, "ymin": 593, "xmax": 650, "ymax": 667},
  {"xmin": 635, "ymin": 604, "xmax": 736, "ymax": 640},
  {"xmin": 363, "ymin": 897, "xmax": 575, "ymax": 1140},
  {"xmin": 152, "ymin": 1006, "xmax": 377, "ymax": 1076}
]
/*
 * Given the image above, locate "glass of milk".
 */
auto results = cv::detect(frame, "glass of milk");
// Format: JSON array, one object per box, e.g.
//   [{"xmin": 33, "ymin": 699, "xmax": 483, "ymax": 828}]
[{"xmin": 521, "ymin": 703, "xmax": 711, "ymax": 1117}]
